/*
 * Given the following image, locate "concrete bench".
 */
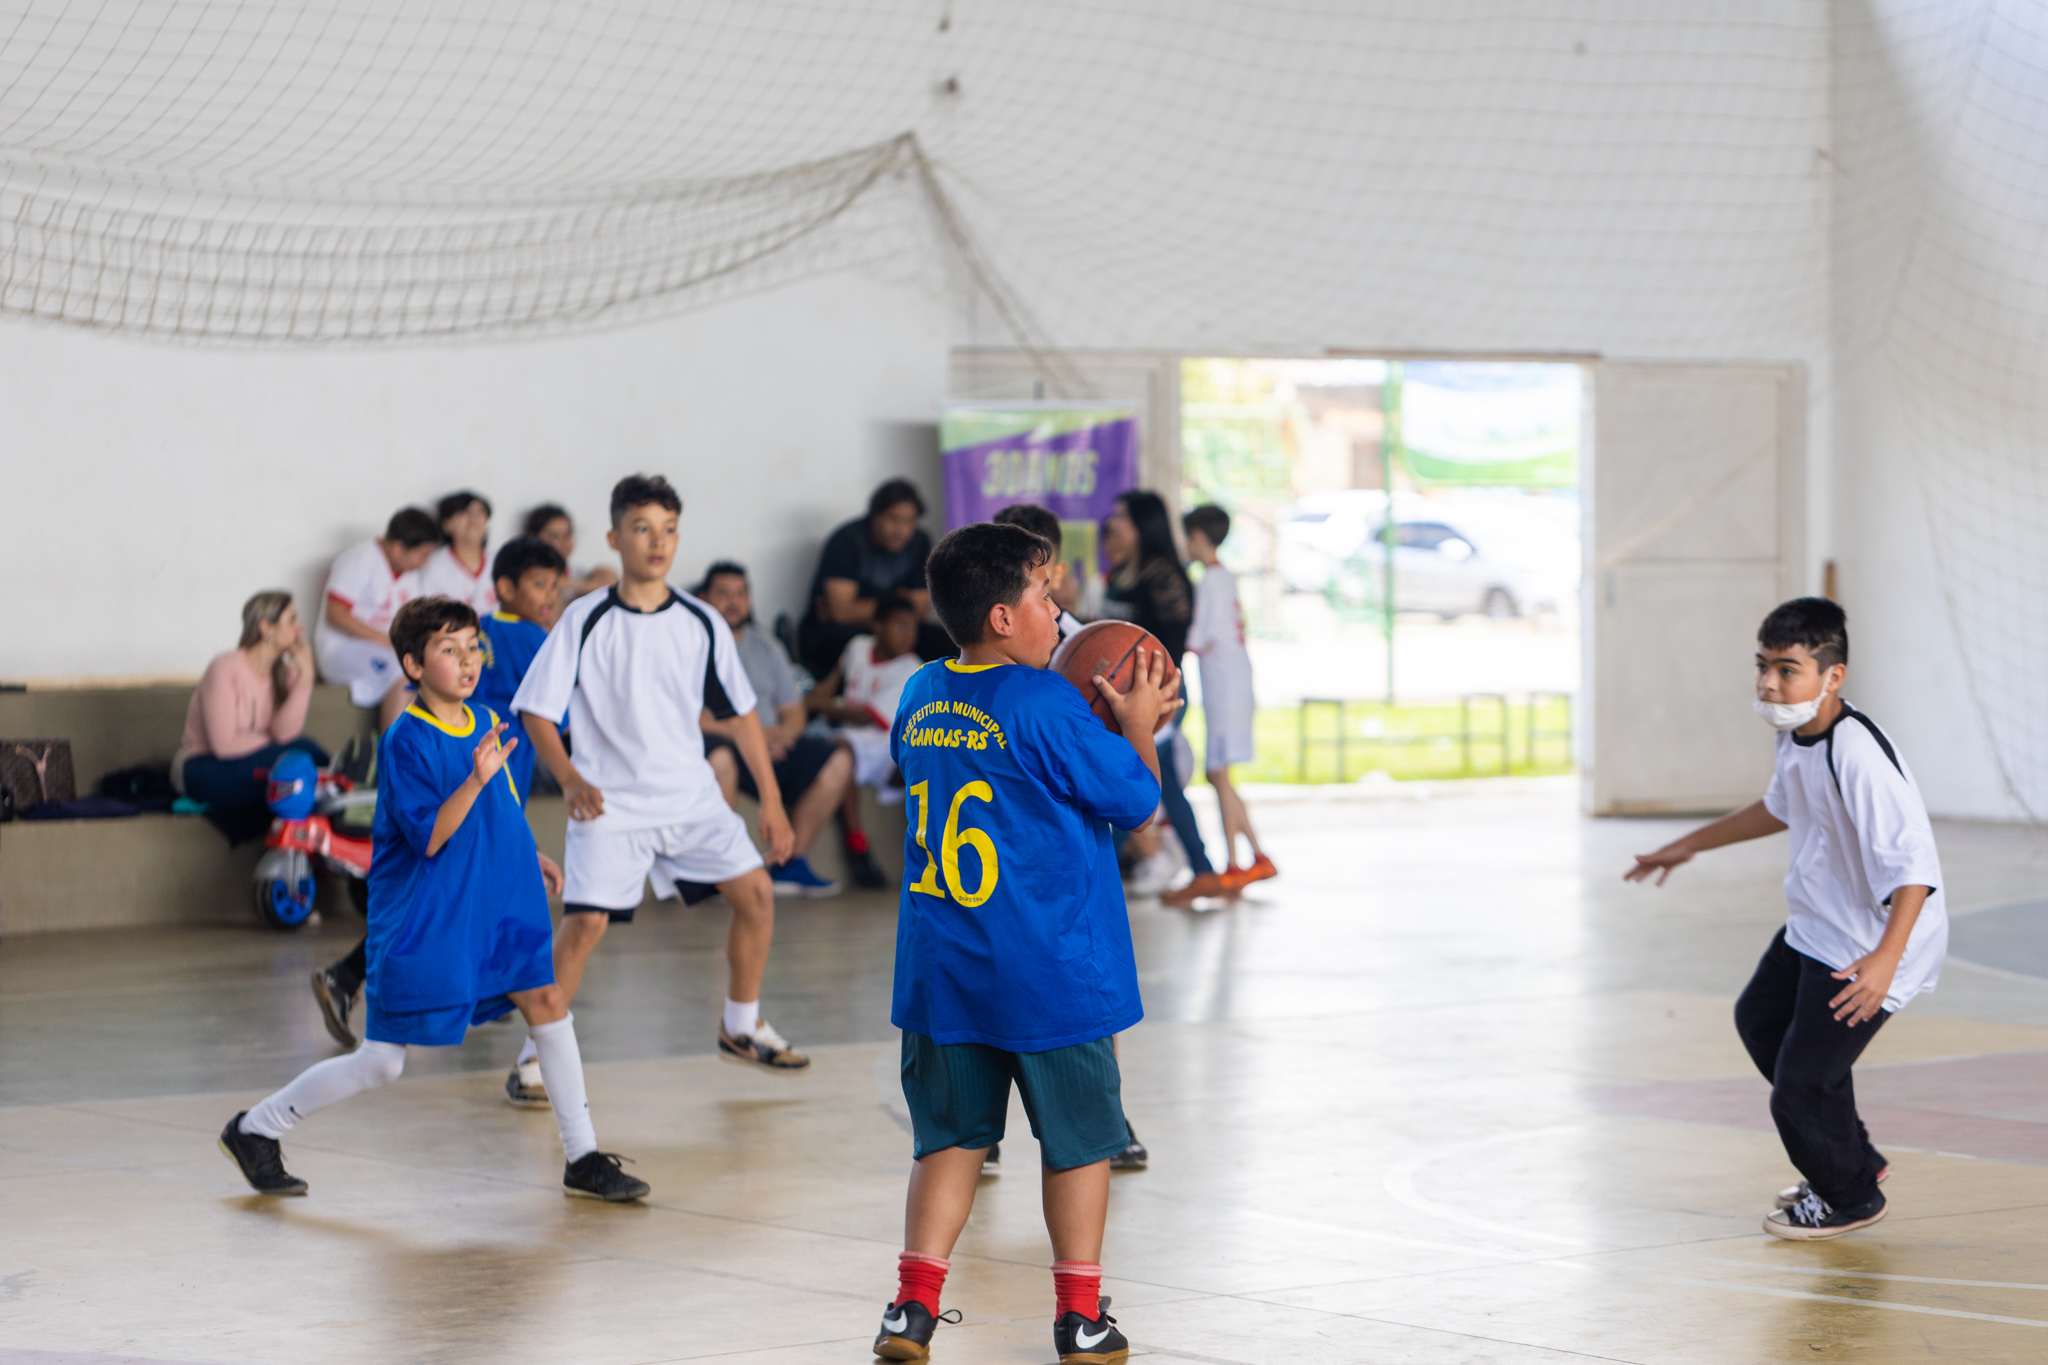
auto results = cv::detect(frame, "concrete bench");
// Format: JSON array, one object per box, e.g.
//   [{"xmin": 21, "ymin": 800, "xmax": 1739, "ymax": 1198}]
[{"xmin": 0, "ymin": 682, "xmax": 907, "ymax": 935}]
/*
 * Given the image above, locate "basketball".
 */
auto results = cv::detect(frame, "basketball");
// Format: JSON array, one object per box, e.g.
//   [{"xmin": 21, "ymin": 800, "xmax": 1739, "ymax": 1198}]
[{"xmin": 1051, "ymin": 620, "xmax": 1174, "ymax": 737}]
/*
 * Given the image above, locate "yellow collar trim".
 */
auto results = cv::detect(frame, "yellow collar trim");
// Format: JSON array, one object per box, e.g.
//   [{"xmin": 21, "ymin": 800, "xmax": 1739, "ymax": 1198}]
[
  {"xmin": 406, "ymin": 702, "xmax": 478, "ymax": 737},
  {"xmin": 945, "ymin": 659, "xmax": 1006, "ymax": 673},
  {"xmin": 490, "ymin": 611, "xmax": 522, "ymax": 623}
]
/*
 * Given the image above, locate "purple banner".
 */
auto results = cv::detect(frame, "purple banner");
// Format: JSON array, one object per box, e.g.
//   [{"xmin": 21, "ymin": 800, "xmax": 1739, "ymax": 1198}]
[{"xmin": 940, "ymin": 408, "xmax": 1141, "ymax": 531}]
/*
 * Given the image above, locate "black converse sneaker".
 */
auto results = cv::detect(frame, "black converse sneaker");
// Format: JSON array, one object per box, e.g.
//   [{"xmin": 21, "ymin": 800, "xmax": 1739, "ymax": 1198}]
[
  {"xmin": 873, "ymin": 1299, "xmax": 961, "ymax": 1361},
  {"xmin": 1053, "ymin": 1296, "xmax": 1128, "ymax": 1365},
  {"xmin": 218, "ymin": 1112, "xmax": 308, "ymax": 1196},
  {"xmin": 309, "ymin": 968, "xmax": 357, "ymax": 1048},
  {"xmin": 563, "ymin": 1150, "xmax": 650, "ymax": 1202},
  {"xmin": 1764, "ymin": 1189, "xmax": 1887, "ymax": 1240},
  {"xmin": 1108, "ymin": 1125, "xmax": 1148, "ymax": 1171},
  {"xmin": 1776, "ymin": 1162, "xmax": 1889, "ymax": 1210}
]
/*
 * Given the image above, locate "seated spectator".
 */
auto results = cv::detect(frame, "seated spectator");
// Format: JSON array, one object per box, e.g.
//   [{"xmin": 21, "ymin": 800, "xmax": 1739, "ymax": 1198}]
[
  {"xmin": 796, "ymin": 478, "xmax": 950, "ymax": 676},
  {"xmin": 176, "ymin": 591, "xmax": 329, "ymax": 843},
  {"xmin": 805, "ymin": 593, "xmax": 923, "ymax": 889},
  {"xmin": 316, "ymin": 506, "xmax": 438, "ymax": 728},
  {"xmin": 524, "ymin": 503, "xmax": 618, "ymax": 604},
  {"xmin": 696, "ymin": 561, "xmax": 855, "ymax": 897},
  {"xmin": 418, "ymin": 490, "xmax": 498, "ymax": 614},
  {"xmin": 993, "ymin": 502, "xmax": 1086, "ymax": 637}
]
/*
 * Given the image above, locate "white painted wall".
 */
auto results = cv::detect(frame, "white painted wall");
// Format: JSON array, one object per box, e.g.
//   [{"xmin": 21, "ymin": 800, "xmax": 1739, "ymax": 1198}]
[{"xmin": 0, "ymin": 272, "xmax": 951, "ymax": 681}]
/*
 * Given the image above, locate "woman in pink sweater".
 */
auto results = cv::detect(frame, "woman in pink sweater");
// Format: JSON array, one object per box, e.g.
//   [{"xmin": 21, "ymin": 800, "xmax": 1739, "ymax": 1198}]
[{"xmin": 176, "ymin": 591, "xmax": 327, "ymax": 838}]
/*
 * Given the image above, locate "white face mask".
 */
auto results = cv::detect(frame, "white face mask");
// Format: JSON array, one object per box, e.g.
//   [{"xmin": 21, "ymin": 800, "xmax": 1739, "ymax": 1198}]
[{"xmin": 1754, "ymin": 677, "xmax": 1837, "ymax": 731}]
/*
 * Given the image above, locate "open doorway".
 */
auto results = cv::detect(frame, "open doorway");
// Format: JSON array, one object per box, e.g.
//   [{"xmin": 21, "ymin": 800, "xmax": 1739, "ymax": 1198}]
[{"xmin": 1178, "ymin": 357, "xmax": 1582, "ymax": 783}]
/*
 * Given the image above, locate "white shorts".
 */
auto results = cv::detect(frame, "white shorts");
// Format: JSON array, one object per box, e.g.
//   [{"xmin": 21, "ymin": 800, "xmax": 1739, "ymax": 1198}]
[
  {"xmin": 317, "ymin": 634, "xmax": 405, "ymax": 707},
  {"xmin": 562, "ymin": 808, "xmax": 764, "ymax": 918},
  {"xmin": 1206, "ymin": 727, "xmax": 1255, "ymax": 771},
  {"xmin": 839, "ymin": 726, "xmax": 898, "ymax": 789}
]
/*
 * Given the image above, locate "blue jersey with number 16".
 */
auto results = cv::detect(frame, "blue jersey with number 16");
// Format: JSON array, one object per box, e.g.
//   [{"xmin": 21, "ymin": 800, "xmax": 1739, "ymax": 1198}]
[{"xmin": 890, "ymin": 659, "xmax": 1160, "ymax": 1051}]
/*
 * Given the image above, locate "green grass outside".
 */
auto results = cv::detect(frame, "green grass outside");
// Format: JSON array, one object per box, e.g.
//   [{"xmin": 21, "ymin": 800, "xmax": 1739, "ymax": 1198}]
[{"xmin": 1180, "ymin": 695, "xmax": 1575, "ymax": 785}]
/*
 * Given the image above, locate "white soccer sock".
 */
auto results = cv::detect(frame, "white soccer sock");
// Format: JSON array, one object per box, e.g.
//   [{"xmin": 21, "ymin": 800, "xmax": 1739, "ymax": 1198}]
[
  {"xmin": 241, "ymin": 1041, "xmax": 406, "ymax": 1139},
  {"xmin": 529, "ymin": 1013, "xmax": 597, "ymax": 1162},
  {"xmin": 723, "ymin": 997, "xmax": 761, "ymax": 1038},
  {"xmin": 515, "ymin": 1034, "xmax": 539, "ymax": 1068}
]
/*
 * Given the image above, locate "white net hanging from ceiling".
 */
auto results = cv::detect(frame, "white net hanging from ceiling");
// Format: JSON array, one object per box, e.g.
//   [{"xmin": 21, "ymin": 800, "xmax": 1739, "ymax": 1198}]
[{"xmin": 3, "ymin": 1, "xmax": 2048, "ymax": 812}]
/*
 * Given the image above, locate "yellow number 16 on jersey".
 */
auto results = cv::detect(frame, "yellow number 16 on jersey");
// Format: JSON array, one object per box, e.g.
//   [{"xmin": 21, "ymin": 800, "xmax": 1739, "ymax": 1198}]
[{"xmin": 907, "ymin": 780, "xmax": 1000, "ymax": 908}]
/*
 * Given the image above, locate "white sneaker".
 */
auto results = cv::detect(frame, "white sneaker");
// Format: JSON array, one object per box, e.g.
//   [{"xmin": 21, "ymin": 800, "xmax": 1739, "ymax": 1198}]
[{"xmin": 1128, "ymin": 849, "xmax": 1180, "ymax": 896}]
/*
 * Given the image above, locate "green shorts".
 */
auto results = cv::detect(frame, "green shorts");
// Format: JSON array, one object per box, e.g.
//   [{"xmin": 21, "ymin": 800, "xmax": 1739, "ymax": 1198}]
[{"xmin": 899, "ymin": 1032, "xmax": 1128, "ymax": 1171}]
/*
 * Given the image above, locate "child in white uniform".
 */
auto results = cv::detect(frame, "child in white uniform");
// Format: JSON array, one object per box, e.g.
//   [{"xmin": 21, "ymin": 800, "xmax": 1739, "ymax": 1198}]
[
  {"xmin": 809, "ymin": 593, "xmax": 923, "ymax": 868},
  {"xmin": 1628, "ymin": 597, "xmax": 1945, "ymax": 1241},
  {"xmin": 1184, "ymin": 506, "xmax": 1274, "ymax": 889},
  {"xmin": 512, "ymin": 474, "xmax": 809, "ymax": 1073},
  {"xmin": 315, "ymin": 507, "xmax": 439, "ymax": 728},
  {"xmin": 417, "ymin": 490, "xmax": 499, "ymax": 615}
]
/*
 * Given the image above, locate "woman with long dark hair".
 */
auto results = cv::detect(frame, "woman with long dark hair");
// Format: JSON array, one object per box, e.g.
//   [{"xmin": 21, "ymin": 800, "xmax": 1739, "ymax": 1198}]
[{"xmin": 1102, "ymin": 490, "xmax": 1226, "ymax": 906}]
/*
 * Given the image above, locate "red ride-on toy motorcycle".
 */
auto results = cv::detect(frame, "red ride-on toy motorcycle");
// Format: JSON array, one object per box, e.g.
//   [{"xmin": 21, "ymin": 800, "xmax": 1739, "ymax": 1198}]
[{"xmin": 251, "ymin": 748, "xmax": 374, "ymax": 930}]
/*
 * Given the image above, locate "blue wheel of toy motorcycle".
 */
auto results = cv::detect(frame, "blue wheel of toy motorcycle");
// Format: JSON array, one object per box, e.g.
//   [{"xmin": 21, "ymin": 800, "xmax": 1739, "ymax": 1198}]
[{"xmin": 256, "ymin": 876, "xmax": 317, "ymax": 931}]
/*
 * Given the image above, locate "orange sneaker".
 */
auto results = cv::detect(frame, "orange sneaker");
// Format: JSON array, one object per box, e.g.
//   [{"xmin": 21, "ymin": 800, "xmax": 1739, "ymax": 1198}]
[
  {"xmin": 1239, "ymin": 854, "xmax": 1278, "ymax": 886},
  {"xmin": 1161, "ymin": 872, "xmax": 1230, "ymax": 907}
]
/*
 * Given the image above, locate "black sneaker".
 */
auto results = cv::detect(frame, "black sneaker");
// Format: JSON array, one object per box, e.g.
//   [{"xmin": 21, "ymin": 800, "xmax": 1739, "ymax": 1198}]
[
  {"xmin": 218, "ymin": 1112, "xmax": 308, "ymax": 1196},
  {"xmin": 310, "ymin": 968, "xmax": 356, "ymax": 1048},
  {"xmin": 846, "ymin": 847, "xmax": 889, "ymax": 889},
  {"xmin": 563, "ymin": 1150, "xmax": 650, "ymax": 1202},
  {"xmin": 1108, "ymin": 1125, "xmax": 1148, "ymax": 1171},
  {"xmin": 1764, "ymin": 1189, "xmax": 1887, "ymax": 1240},
  {"xmin": 980, "ymin": 1142, "xmax": 1001, "ymax": 1178},
  {"xmin": 873, "ymin": 1299, "xmax": 960, "ymax": 1361},
  {"xmin": 504, "ymin": 1058, "xmax": 550, "ymax": 1109},
  {"xmin": 1776, "ymin": 1162, "xmax": 1889, "ymax": 1210},
  {"xmin": 1053, "ymin": 1296, "xmax": 1128, "ymax": 1365}
]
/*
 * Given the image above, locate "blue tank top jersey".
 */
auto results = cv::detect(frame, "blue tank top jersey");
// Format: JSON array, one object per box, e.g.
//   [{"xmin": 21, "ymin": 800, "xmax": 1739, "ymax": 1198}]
[
  {"xmin": 476, "ymin": 611, "xmax": 550, "ymax": 802},
  {"xmin": 889, "ymin": 660, "xmax": 1160, "ymax": 1051},
  {"xmin": 366, "ymin": 704, "xmax": 553, "ymax": 1015}
]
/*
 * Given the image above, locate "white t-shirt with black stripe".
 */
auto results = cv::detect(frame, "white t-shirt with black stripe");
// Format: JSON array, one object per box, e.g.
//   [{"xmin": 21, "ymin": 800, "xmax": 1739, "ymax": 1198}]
[
  {"xmin": 512, "ymin": 585, "xmax": 758, "ymax": 832},
  {"xmin": 1762, "ymin": 703, "xmax": 1948, "ymax": 1011}
]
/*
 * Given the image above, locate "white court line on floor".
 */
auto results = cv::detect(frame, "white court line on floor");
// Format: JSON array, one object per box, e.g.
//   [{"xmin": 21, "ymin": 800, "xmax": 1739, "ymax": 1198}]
[
  {"xmin": 1559, "ymin": 1262, "xmax": 2048, "ymax": 1330},
  {"xmin": 1383, "ymin": 1125, "xmax": 1596, "ymax": 1249},
  {"xmin": 1688, "ymin": 1256, "xmax": 2048, "ymax": 1292}
]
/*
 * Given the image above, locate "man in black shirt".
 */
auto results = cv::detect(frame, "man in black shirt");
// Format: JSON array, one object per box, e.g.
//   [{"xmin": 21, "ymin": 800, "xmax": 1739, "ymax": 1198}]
[{"xmin": 797, "ymin": 479, "xmax": 950, "ymax": 675}]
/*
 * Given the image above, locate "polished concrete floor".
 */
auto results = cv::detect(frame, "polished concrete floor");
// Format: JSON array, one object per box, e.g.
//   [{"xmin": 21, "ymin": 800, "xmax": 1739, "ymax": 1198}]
[{"xmin": 4, "ymin": 779, "xmax": 2048, "ymax": 1364}]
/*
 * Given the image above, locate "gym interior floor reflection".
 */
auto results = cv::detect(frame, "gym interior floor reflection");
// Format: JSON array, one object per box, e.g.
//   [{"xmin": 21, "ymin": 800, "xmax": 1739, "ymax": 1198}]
[{"xmin": 4, "ymin": 778, "xmax": 2048, "ymax": 1364}]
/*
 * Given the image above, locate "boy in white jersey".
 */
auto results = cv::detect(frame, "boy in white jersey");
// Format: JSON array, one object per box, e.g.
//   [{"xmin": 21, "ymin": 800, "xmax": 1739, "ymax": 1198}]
[
  {"xmin": 1628, "ymin": 598, "xmax": 1945, "ymax": 1240},
  {"xmin": 511, "ymin": 474, "xmax": 809, "ymax": 1073},
  {"xmin": 316, "ymin": 507, "xmax": 440, "ymax": 729},
  {"xmin": 1183, "ymin": 505, "xmax": 1275, "ymax": 891}
]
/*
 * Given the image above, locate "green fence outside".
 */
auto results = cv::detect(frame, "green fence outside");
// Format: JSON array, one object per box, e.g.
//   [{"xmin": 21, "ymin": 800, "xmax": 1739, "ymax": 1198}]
[{"xmin": 1180, "ymin": 694, "xmax": 1574, "ymax": 785}]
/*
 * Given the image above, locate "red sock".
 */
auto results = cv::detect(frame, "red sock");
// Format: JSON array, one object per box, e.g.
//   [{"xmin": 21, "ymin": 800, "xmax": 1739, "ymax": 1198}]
[
  {"xmin": 894, "ymin": 1251, "xmax": 949, "ymax": 1315},
  {"xmin": 1051, "ymin": 1261, "xmax": 1102, "ymax": 1320},
  {"xmin": 847, "ymin": 827, "xmax": 871, "ymax": 856}
]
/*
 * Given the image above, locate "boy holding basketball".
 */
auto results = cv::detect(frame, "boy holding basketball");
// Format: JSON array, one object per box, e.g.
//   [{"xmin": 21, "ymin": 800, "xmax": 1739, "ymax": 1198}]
[{"xmin": 872, "ymin": 522, "xmax": 1177, "ymax": 1365}]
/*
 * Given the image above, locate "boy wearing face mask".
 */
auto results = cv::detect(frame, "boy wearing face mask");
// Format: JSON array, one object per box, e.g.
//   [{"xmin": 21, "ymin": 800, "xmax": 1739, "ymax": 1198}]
[{"xmin": 1625, "ymin": 597, "xmax": 1946, "ymax": 1241}]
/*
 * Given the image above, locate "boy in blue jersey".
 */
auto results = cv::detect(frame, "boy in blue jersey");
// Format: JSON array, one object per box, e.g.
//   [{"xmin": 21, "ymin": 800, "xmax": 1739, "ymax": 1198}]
[
  {"xmin": 306, "ymin": 535, "xmax": 570, "ymax": 1056},
  {"xmin": 872, "ymin": 522, "xmax": 1179, "ymax": 1365},
  {"xmin": 477, "ymin": 535, "xmax": 567, "ymax": 800},
  {"xmin": 221, "ymin": 597, "xmax": 649, "ymax": 1204}
]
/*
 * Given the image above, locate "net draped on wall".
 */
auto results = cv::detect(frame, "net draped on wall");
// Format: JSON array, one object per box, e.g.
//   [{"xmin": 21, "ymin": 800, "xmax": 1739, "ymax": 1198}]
[{"xmin": 2, "ymin": 0, "xmax": 2046, "ymax": 812}]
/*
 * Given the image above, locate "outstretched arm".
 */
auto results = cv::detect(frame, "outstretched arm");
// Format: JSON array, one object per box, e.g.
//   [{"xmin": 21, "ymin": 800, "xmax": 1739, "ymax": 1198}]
[{"xmin": 1624, "ymin": 799, "xmax": 1787, "ymax": 886}]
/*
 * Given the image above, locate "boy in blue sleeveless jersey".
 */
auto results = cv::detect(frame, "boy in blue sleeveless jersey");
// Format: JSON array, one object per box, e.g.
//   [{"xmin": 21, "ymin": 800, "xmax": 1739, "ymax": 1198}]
[
  {"xmin": 221, "ymin": 597, "xmax": 648, "ymax": 1204},
  {"xmin": 872, "ymin": 522, "xmax": 1179, "ymax": 1365}
]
